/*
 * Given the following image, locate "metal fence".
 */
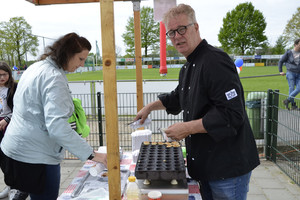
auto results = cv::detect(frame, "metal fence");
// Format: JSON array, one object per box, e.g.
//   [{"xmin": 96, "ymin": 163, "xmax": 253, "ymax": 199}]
[
  {"xmin": 66, "ymin": 90, "xmax": 267, "ymax": 154},
  {"xmin": 265, "ymin": 90, "xmax": 300, "ymax": 186},
  {"xmin": 66, "ymin": 90, "xmax": 300, "ymax": 186}
]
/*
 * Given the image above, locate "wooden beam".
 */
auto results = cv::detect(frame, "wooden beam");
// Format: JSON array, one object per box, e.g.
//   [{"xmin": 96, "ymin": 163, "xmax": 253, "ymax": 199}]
[
  {"xmin": 25, "ymin": 0, "xmax": 131, "ymax": 5},
  {"xmin": 133, "ymin": 1, "xmax": 144, "ymax": 113},
  {"xmin": 100, "ymin": 0, "xmax": 121, "ymax": 200}
]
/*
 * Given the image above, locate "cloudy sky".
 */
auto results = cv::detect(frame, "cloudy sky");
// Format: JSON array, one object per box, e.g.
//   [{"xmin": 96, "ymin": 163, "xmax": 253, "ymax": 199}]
[{"xmin": 1, "ymin": 0, "xmax": 299, "ymax": 59}]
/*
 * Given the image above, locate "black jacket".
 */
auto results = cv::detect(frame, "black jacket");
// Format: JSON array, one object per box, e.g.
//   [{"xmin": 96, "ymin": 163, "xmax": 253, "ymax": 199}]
[
  {"xmin": 158, "ymin": 40, "xmax": 260, "ymax": 181},
  {"xmin": 278, "ymin": 50, "xmax": 300, "ymax": 73}
]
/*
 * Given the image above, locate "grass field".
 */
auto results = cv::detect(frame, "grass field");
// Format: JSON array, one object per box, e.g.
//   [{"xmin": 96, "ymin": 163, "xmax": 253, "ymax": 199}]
[{"xmin": 66, "ymin": 65, "xmax": 288, "ymax": 95}]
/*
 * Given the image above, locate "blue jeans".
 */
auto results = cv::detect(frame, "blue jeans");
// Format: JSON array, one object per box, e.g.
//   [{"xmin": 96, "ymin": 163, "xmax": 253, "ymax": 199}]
[
  {"xmin": 199, "ymin": 171, "xmax": 251, "ymax": 200},
  {"xmin": 30, "ymin": 164, "xmax": 61, "ymax": 200},
  {"xmin": 286, "ymin": 71, "xmax": 300, "ymax": 103}
]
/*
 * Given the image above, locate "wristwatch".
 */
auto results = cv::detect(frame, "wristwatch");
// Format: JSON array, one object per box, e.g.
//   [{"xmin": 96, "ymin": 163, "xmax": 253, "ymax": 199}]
[{"xmin": 88, "ymin": 151, "xmax": 95, "ymax": 160}]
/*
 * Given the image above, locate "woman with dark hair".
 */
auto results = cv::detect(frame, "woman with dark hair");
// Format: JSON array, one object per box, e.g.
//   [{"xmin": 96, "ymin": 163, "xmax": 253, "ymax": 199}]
[
  {"xmin": 0, "ymin": 33, "xmax": 107, "ymax": 200},
  {"xmin": 0, "ymin": 61, "xmax": 17, "ymax": 141},
  {"xmin": 0, "ymin": 61, "xmax": 22, "ymax": 199}
]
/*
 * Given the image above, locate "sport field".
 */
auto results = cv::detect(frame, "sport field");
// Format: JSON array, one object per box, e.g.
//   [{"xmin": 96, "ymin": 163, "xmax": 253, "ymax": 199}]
[{"xmin": 66, "ymin": 66, "xmax": 288, "ymax": 95}]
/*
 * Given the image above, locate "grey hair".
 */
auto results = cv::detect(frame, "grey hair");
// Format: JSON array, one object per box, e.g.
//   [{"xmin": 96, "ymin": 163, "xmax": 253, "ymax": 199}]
[{"xmin": 163, "ymin": 4, "xmax": 197, "ymax": 27}]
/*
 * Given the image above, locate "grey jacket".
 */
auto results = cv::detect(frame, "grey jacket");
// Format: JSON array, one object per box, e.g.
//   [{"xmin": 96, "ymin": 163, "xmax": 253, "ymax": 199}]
[
  {"xmin": 1, "ymin": 58, "xmax": 93, "ymax": 164},
  {"xmin": 278, "ymin": 50, "xmax": 300, "ymax": 73}
]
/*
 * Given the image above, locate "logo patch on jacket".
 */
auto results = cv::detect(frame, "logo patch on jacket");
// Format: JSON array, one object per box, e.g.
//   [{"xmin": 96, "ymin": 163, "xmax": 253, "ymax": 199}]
[{"xmin": 225, "ymin": 89, "xmax": 237, "ymax": 100}]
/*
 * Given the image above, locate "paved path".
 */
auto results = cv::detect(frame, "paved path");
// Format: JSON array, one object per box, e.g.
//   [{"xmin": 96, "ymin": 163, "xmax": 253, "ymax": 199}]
[
  {"xmin": 249, "ymin": 159, "xmax": 300, "ymax": 200},
  {"xmin": 0, "ymin": 159, "xmax": 300, "ymax": 200}
]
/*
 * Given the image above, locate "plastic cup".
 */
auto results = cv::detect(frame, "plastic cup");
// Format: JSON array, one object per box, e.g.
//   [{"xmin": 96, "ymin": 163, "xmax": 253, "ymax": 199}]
[
  {"xmin": 148, "ymin": 190, "xmax": 162, "ymax": 200},
  {"xmin": 89, "ymin": 163, "xmax": 105, "ymax": 176}
]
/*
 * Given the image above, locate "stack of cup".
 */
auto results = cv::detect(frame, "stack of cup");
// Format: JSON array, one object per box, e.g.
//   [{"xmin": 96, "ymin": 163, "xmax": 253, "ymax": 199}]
[{"xmin": 131, "ymin": 129, "xmax": 152, "ymax": 152}]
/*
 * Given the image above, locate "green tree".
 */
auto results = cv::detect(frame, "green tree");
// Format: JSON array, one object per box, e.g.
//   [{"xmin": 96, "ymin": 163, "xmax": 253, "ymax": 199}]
[
  {"xmin": 0, "ymin": 17, "xmax": 38, "ymax": 66},
  {"xmin": 218, "ymin": 2, "xmax": 267, "ymax": 55},
  {"xmin": 259, "ymin": 42, "xmax": 272, "ymax": 55},
  {"xmin": 283, "ymin": 7, "xmax": 300, "ymax": 45},
  {"xmin": 271, "ymin": 36, "xmax": 287, "ymax": 54},
  {"xmin": 166, "ymin": 43, "xmax": 181, "ymax": 57},
  {"xmin": 0, "ymin": 28, "xmax": 14, "ymax": 64},
  {"xmin": 122, "ymin": 7, "xmax": 160, "ymax": 57}
]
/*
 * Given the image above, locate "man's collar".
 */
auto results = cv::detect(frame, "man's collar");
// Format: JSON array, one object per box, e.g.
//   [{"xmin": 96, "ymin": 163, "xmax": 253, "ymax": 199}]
[{"xmin": 187, "ymin": 39, "xmax": 207, "ymax": 62}]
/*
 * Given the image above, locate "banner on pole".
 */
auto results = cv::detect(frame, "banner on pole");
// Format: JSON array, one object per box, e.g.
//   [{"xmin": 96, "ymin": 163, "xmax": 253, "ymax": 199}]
[{"xmin": 153, "ymin": 0, "xmax": 177, "ymax": 22}]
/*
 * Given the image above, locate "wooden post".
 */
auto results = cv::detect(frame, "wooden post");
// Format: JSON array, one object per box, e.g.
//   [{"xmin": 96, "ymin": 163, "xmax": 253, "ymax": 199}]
[
  {"xmin": 100, "ymin": 0, "xmax": 121, "ymax": 200},
  {"xmin": 26, "ymin": 0, "xmax": 131, "ymax": 5},
  {"xmin": 133, "ymin": 1, "xmax": 144, "ymax": 113}
]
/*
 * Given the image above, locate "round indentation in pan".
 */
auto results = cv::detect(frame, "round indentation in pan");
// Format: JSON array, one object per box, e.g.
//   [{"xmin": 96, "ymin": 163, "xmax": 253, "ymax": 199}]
[{"xmin": 155, "ymin": 167, "xmax": 164, "ymax": 170}]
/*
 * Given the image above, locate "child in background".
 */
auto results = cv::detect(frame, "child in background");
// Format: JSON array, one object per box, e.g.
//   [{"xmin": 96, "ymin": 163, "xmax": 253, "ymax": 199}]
[{"xmin": 0, "ymin": 61, "xmax": 28, "ymax": 199}]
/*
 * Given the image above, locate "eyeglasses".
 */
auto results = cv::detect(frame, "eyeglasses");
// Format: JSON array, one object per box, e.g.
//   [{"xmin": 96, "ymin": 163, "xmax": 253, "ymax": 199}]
[
  {"xmin": 166, "ymin": 23, "xmax": 194, "ymax": 38},
  {"xmin": 0, "ymin": 73, "xmax": 9, "ymax": 78}
]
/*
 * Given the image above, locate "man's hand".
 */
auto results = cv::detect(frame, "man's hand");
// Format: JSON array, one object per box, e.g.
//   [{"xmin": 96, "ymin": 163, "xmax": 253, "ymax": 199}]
[
  {"xmin": 165, "ymin": 119, "xmax": 207, "ymax": 141},
  {"xmin": 280, "ymin": 72, "xmax": 286, "ymax": 76},
  {"xmin": 165, "ymin": 122, "xmax": 191, "ymax": 141},
  {"xmin": 134, "ymin": 106, "xmax": 151, "ymax": 124},
  {"xmin": 134, "ymin": 100, "xmax": 166, "ymax": 124}
]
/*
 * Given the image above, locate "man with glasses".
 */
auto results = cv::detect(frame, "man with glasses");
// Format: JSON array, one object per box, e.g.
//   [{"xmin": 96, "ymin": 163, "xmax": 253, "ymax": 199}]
[{"xmin": 134, "ymin": 4, "xmax": 260, "ymax": 200}]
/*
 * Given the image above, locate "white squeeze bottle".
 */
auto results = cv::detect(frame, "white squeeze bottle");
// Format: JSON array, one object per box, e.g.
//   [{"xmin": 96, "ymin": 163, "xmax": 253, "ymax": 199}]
[{"xmin": 125, "ymin": 176, "xmax": 141, "ymax": 200}]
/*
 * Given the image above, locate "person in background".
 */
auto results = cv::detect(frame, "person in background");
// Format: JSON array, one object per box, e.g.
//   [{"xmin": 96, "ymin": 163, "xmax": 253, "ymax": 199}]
[
  {"xmin": 279, "ymin": 38, "xmax": 300, "ymax": 110},
  {"xmin": 0, "ymin": 61, "xmax": 29, "ymax": 200},
  {"xmin": 0, "ymin": 62, "xmax": 16, "ymax": 153},
  {"xmin": 134, "ymin": 4, "xmax": 260, "ymax": 200},
  {"xmin": 0, "ymin": 33, "xmax": 107, "ymax": 200}
]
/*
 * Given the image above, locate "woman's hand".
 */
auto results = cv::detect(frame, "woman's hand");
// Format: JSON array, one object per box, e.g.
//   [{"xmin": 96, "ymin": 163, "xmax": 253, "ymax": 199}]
[
  {"xmin": 93, "ymin": 152, "xmax": 107, "ymax": 167},
  {"xmin": 0, "ymin": 119, "xmax": 8, "ymax": 131}
]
